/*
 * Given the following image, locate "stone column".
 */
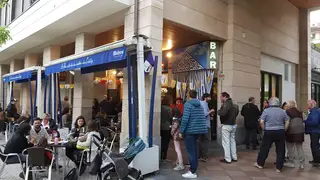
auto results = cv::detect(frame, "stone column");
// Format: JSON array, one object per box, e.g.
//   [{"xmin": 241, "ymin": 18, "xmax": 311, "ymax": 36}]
[
  {"xmin": 296, "ymin": 9, "xmax": 311, "ymax": 112},
  {"xmin": 0, "ymin": 65, "xmax": 10, "ymax": 108},
  {"xmin": 43, "ymin": 46, "xmax": 61, "ymax": 117},
  {"xmin": 9, "ymin": 59, "xmax": 24, "ymax": 112},
  {"xmin": 20, "ymin": 54, "xmax": 39, "ymax": 115},
  {"xmin": 72, "ymin": 33, "xmax": 95, "ymax": 124},
  {"xmin": 219, "ymin": 0, "xmax": 262, "ymax": 144},
  {"xmin": 122, "ymin": 0, "xmax": 163, "ymax": 146}
]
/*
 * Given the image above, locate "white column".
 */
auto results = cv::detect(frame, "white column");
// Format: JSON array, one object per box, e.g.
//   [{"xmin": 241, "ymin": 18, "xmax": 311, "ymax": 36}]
[
  {"xmin": 72, "ymin": 33, "xmax": 95, "ymax": 124},
  {"xmin": 0, "ymin": 65, "xmax": 10, "ymax": 108},
  {"xmin": 123, "ymin": 0, "xmax": 163, "ymax": 146}
]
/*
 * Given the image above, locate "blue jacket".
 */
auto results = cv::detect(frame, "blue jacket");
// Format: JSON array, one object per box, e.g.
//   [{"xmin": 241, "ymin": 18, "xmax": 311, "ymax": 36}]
[
  {"xmin": 180, "ymin": 99, "xmax": 208, "ymax": 135},
  {"xmin": 305, "ymin": 107, "xmax": 320, "ymax": 134}
]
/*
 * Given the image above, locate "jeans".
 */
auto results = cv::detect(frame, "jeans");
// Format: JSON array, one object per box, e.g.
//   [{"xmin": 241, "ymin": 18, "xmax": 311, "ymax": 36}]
[
  {"xmin": 198, "ymin": 128, "xmax": 210, "ymax": 158},
  {"xmin": 310, "ymin": 133, "xmax": 320, "ymax": 163},
  {"xmin": 286, "ymin": 142, "xmax": 305, "ymax": 165},
  {"xmin": 245, "ymin": 127, "xmax": 257, "ymax": 147},
  {"xmin": 222, "ymin": 125, "xmax": 237, "ymax": 162},
  {"xmin": 184, "ymin": 134, "xmax": 198, "ymax": 174},
  {"xmin": 257, "ymin": 130, "xmax": 285, "ymax": 170},
  {"xmin": 160, "ymin": 130, "xmax": 171, "ymax": 160}
]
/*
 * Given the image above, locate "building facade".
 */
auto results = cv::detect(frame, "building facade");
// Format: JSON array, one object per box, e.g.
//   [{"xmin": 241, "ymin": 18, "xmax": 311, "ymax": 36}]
[{"xmin": 0, "ymin": 0, "xmax": 318, "ymax": 145}]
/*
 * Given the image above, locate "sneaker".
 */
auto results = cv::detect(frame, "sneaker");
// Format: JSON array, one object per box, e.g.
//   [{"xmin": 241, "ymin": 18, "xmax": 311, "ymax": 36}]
[
  {"xmin": 173, "ymin": 164, "xmax": 185, "ymax": 171},
  {"xmin": 309, "ymin": 160, "xmax": 314, "ymax": 164},
  {"xmin": 254, "ymin": 162, "xmax": 263, "ymax": 169},
  {"xmin": 199, "ymin": 157, "xmax": 208, "ymax": 162},
  {"xmin": 220, "ymin": 159, "xmax": 231, "ymax": 164},
  {"xmin": 182, "ymin": 171, "xmax": 197, "ymax": 179},
  {"xmin": 299, "ymin": 164, "xmax": 305, "ymax": 169},
  {"xmin": 232, "ymin": 159, "xmax": 238, "ymax": 162},
  {"xmin": 276, "ymin": 169, "xmax": 281, "ymax": 173},
  {"xmin": 284, "ymin": 162, "xmax": 295, "ymax": 168}
]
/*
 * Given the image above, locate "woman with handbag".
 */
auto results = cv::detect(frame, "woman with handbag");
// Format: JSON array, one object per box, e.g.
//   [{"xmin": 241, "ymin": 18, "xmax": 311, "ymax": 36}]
[{"xmin": 284, "ymin": 100, "xmax": 305, "ymax": 169}]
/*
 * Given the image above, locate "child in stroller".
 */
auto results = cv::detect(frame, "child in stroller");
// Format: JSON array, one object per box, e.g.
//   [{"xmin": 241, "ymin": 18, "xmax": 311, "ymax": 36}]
[{"xmin": 92, "ymin": 135, "xmax": 145, "ymax": 180}]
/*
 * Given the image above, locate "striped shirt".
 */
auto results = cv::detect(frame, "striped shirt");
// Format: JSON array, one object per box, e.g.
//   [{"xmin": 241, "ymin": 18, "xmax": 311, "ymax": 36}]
[{"xmin": 260, "ymin": 107, "xmax": 290, "ymax": 131}]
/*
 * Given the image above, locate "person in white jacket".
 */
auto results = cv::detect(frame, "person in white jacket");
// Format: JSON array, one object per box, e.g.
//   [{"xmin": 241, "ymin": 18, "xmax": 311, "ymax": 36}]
[{"xmin": 66, "ymin": 120, "xmax": 100, "ymax": 174}]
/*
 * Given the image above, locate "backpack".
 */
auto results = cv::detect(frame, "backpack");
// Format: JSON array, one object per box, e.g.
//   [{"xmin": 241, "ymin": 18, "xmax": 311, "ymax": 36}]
[{"xmin": 64, "ymin": 168, "xmax": 78, "ymax": 180}]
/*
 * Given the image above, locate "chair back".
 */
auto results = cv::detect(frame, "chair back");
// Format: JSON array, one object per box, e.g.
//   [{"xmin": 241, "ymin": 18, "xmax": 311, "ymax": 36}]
[
  {"xmin": 25, "ymin": 147, "xmax": 49, "ymax": 166},
  {"xmin": 88, "ymin": 134, "xmax": 101, "ymax": 162}
]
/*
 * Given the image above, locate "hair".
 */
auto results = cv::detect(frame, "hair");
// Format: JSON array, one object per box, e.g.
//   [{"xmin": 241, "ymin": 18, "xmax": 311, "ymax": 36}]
[
  {"xmin": 202, "ymin": 93, "xmax": 210, "ymax": 100},
  {"xmin": 64, "ymin": 96, "xmax": 69, "ymax": 101},
  {"xmin": 74, "ymin": 116, "xmax": 86, "ymax": 128},
  {"xmin": 38, "ymin": 137, "xmax": 48, "ymax": 147},
  {"xmin": 221, "ymin": 92, "xmax": 230, "ymax": 99},
  {"xmin": 268, "ymin": 97, "xmax": 280, "ymax": 107},
  {"xmin": 34, "ymin": 117, "xmax": 41, "ymax": 123},
  {"xmin": 87, "ymin": 120, "xmax": 99, "ymax": 132},
  {"xmin": 162, "ymin": 95, "xmax": 173, "ymax": 106},
  {"xmin": 189, "ymin": 90, "xmax": 197, "ymax": 99},
  {"xmin": 281, "ymin": 102, "xmax": 287, "ymax": 109},
  {"xmin": 248, "ymin": 97, "xmax": 255, "ymax": 102},
  {"xmin": 308, "ymin": 100, "xmax": 317, "ymax": 108},
  {"xmin": 43, "ymin": 113, "xmax": 51, "ymax": 120},
  {"xmin": 17, "ymin": 123, "xmax": 31, "ymax": 135},
  {"xmin": 287, "ymin": 100, "xmax": 297, "ymax": 109},
  {"xmin": 16, "ymin": 116, "xmax": 28, "ymax": 124}
]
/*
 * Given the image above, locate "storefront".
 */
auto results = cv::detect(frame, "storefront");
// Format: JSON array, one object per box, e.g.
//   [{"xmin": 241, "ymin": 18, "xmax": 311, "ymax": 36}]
[{"xmin": 161, "ymin": 41, "xmax": 220, "ymax": 140}]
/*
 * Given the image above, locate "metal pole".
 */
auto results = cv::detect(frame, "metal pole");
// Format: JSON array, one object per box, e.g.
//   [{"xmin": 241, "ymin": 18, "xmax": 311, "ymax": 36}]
[
  {"xmin": 2, "ymin": 82, "xmax": 5, "ymax": 111},
  {"xmin": 28, "ymin": 79, "xmax": 33, "ymax": 123},
  {"xmin": 132, "ymin": 58, "xmax": 137, "ymax": 138},
  {"xmin": 137, "ymin": 36, "xmax": 147, "ymax": 143},
  {"xmin": 57, "ymin": 73, "xmax": 62, "ymax": 128},
  {"xmin": 44, "ymin": 76, "xmax": 48, "ymax": 113},
  {"xmin": 10, "ymin": 82, "xmax": 13, "ymax": 101},
  {"xmin": 148, "ymin": 56, "xmax": 158, "ymax": 147},
  {"xmin": 34, "ymin": 76, "xmax": 38, "ymax": 119},
  {"xmin": 127, "ymin": 54, "xmax": 133, "ymax": 138},
  {"xmin": 48, "ymin": 75, "xmax": 52, "ymax": 115},
  {"xmin": 53, "ymin": 73, "xmax": 57, "ymax": 121},
  {"xmin": 36, "ymin": 68, "xmax": 42, "ymax": 117}
]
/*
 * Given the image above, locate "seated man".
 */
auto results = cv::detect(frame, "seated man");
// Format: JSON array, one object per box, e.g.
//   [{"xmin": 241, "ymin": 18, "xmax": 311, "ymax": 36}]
[{"xmin": 30, "ymin": 118, "xmax": 51, "ymax": 144}]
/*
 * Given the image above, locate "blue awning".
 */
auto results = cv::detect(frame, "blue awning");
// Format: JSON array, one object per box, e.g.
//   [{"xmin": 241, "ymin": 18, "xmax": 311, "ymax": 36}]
[
  {"xmin": 3, "ymin": 71, "xmax": 32, "ymax": 83},
  {"xmin": 45, "ymin": 46, "xmax": 127, "ymax": 75}
]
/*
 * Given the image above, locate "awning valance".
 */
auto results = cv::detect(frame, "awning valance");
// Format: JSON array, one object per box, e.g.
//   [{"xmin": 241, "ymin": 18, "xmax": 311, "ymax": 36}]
[
  {"xmin": 3, "ymin": 66, "xmax": 43, "ymax": 83},
  {"xmin": 44, "ymin": 40, "xmax": 127, "ymax": 75}
]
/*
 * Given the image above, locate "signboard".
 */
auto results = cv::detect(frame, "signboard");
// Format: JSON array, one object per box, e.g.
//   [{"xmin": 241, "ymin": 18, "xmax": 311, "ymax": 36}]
[{"xmin": 207, "ymin": 41, "xmax": 219, "ymax": 69}]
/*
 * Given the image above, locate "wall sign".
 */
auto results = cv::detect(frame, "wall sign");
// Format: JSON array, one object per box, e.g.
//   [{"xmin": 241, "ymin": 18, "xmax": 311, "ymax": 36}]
[{"xmin": 207, "ymin": 41, "xmax": 219, "ymax": 69}]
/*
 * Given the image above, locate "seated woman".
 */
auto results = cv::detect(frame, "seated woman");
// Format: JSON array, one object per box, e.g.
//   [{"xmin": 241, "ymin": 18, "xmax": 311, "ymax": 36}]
[
  {"xmin": 66, "ymin": 120, "xmax": 100, "ymax": 174},
  {"xmin": 68, "ymin": 116, "xmax": 87, "ymax": 142},
  {"xmin": 42, "ymin": 114, "xmax": 58, "ymax": 135}
]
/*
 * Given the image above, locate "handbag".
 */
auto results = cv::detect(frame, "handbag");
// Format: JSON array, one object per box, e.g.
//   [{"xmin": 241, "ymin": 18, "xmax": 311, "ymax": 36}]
[{"xmin": 89, "ymin": 153, "xmax": 102, "ymax": 175}]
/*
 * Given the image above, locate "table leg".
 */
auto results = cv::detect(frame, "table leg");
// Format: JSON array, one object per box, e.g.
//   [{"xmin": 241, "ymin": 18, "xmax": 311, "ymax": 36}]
[{"xmin": 54, "ymin": 147, "xmax": 59, "ymax": 174}]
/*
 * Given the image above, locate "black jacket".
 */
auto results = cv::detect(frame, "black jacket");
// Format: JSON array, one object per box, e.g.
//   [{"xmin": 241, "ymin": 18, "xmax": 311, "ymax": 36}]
[
  {"xmin": 6, "ymin": 103, "xmax": 17, "ymax": 118},
  {"xmin": 4, "ymin": 132, "xmax": 33, "ymax": 154},
  {"xmin": 218, "ymin": 98, "xmax": 239, "ymax": 125},
  {"xmin": 241, "ymin": 103, "xmax": 261, "ymax": 129}
]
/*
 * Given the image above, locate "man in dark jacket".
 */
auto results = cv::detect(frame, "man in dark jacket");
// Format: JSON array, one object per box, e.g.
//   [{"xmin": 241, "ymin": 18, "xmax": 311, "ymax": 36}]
[
  {"xmin": 305, "ymin": 100, "xmax": 320, "ymax": 167},
  {"xmin": 179, "ymin": 90, "xmax": 207, "ymax": 179},
  {"xmin": 241, "ymin": 97, "xmax": 261, "ymax": 150},
  {"xmin": 6, "ymin": 98, "xmax": 18, "ymax": 120},
  {"xmin": 218, "ymin": 92, "xmax": 239, "ymax": 164}
]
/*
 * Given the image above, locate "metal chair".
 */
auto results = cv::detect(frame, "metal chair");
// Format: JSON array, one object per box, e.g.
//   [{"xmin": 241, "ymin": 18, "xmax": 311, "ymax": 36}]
[
  {"xmin": 23, "ymin": 147, "xmax": 54, "ymax": 180},
  {"xmin": 0, "ymin": 146, "xmax": 25, "ymax": 178},
  {"xmin": 78, "ymin": 134, "xmax": 101, "ymax": 176}
]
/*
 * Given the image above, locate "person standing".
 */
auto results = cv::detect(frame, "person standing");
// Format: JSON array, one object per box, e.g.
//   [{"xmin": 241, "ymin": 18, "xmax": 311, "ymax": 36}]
[
  {"xmin": 6, "ymin": 98, "xmax": 18, "ymax": 120},
  {"xmin": 179, "ymin": 90, "xmax": 207, "ymax": 179},
  {"xmin": 284, "ymin": 100, "xmax": 305, "ymax": 169},
  {"xmin": 304, "ymin": 100, "xmax": 320, "ymax": 167},
  {"xmin": 160, "ymin": 95, "xmax": 173, "ymax": 162},
  {"xmin": 254, "ymin": 97, "xmax": 290, "ymax": 172},
  {"xmin": 218, "ymin": 92, "xmax": 239, "ymax": 164},
  {"xmin": 241, "ymin": 97, "xmax": 261, "ymax": 150},
  {"xmin": 199, "ymin": 93, "xmax": 214, "ymax": 162}
]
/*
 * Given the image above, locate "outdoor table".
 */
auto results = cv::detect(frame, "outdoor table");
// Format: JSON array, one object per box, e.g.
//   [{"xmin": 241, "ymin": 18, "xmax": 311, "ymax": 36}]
[{"xmin": 48, "ymin": 141, "xmax": 68, "ymax": 178}]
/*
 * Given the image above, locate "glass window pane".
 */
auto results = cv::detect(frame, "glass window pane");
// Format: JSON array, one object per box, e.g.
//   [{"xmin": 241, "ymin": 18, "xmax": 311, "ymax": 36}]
[
  {"xmin": 272, "ymin": 75, "xmax": 276, "ymax": 97},
  {"xmin": 312, "ymin": 84, "xmax": 315, "ymax": 101},
  {"xmin": 264, "ymin": 74, "xmax": 269, "ymax": 100}
]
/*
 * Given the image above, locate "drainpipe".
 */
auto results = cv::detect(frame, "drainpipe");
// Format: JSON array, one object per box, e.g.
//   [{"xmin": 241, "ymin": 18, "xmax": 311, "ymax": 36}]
[{"xmin": 134, "ymin": 0, "xmax": 147, "ymax": 144}]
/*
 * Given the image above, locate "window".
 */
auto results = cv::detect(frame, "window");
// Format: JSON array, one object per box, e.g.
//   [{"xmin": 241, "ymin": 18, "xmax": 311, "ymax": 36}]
[
  {"xmin": 284, "ymin": 64, "xmax": 289, "ymax": 81},
  {"xmin": 313, "ymin": 83, "xmax": 320, "ymax": 106},
  {"xmin": 260, "ymin": 71, "xmax": 281, "ymax": 110}
]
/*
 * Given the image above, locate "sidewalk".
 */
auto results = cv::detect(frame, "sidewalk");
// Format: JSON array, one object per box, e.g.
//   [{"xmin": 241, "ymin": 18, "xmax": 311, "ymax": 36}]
[{"xmin": 0, "ymin": 135, "xmax": 319, "ymax": 180}]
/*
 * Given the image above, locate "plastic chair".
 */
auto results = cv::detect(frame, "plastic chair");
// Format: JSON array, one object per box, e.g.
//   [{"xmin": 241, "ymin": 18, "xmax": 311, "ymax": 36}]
[
  {"xmin": 23, "ymin": 147, "xmax": 54, "ymax": 180},
  {"xmin": 0, "ymin": 147, "xmax": 25, "ymax": 178},
  {"xmin": 78, "ymin": 134, "xmax": 101, "ymax": 176}
]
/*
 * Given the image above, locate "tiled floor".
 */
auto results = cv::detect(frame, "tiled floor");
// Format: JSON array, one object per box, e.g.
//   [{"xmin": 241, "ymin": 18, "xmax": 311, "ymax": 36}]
[{"xmin": 0, "ymin": 134, "xmax": 319, "ymax": 180}]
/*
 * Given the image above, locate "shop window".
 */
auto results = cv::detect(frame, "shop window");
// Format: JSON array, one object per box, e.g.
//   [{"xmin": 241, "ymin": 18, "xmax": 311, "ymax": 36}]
[{"xmin": 260, "ymin": 71, "xmax": 281, "ymax": 110}]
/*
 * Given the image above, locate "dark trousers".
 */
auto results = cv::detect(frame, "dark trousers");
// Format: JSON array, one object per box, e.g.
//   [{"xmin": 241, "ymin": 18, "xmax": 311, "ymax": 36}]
[
  {"xmin": 257, "ymin": 130, "xmax": 285, "ymax": 170},
  {"xmin": 184, "ymin": 134, "xmax": 198, "ymax": 174},
  {"xmin": 245, "ymin": 127, "xmax": 257, "ymax": 147},
  {"xmin": 310, "ymin": 133, "xmax": 320, "ymax": 163},
  {"xmin": 198, "ymin": 128, "xmax": 209, "ymax": 158},
  {"xmin": 160, "ymin": 130, "xmax": 171, "ymax": 160}
]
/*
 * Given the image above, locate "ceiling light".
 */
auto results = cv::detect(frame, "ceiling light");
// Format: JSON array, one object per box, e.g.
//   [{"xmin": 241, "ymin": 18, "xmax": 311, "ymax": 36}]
[
  {"xmin": 166, "ymin": 52, "xmax": 172, "ymax": 58},
  {"xmin": 112, "ymin": 70, "xmax": 117, "ymax": 75}
]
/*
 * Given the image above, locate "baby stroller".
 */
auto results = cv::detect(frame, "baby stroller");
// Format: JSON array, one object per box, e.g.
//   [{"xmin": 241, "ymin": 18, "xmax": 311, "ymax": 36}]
[{"xmin": 92, "ymin": 136, "xmax": 145, "ymax": 180}]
